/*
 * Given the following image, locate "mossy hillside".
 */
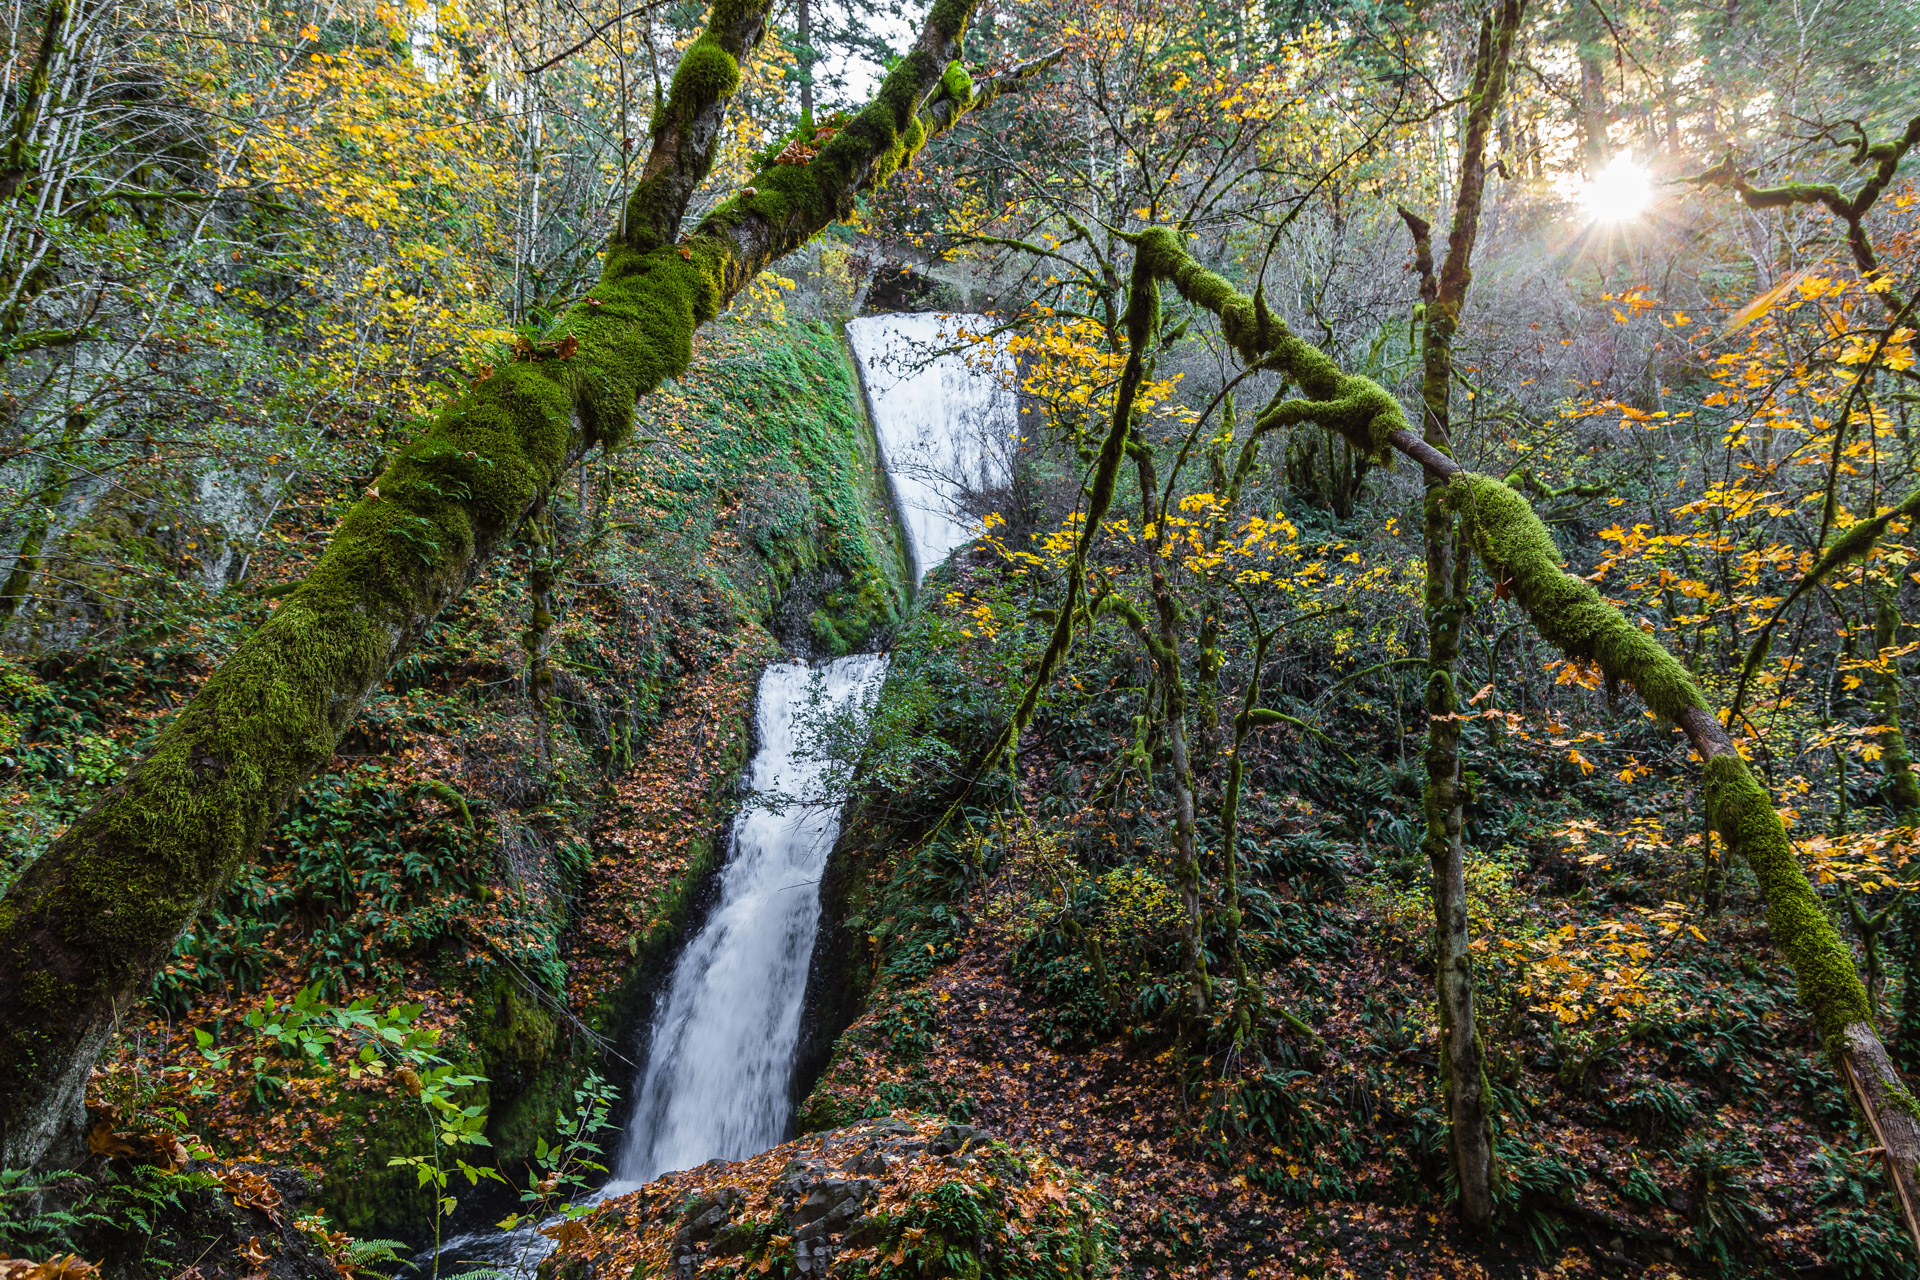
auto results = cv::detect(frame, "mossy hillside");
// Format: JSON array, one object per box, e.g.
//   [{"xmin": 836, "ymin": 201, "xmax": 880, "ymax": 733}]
[
  {"xmin": 625, "ymin": 318, "xmax": 911, "ymax": 650},
  {"xmin": 567, "ymin": 778, "xmax": 737, "ymax": 1049},
  {"xmin": 0, "ymin": 0, "xmax": 983, "ymax": 1155},
  {"xmin": 317, "ymin": 316, "xmax": 904, "ymax": 1227},
  {"xmin": 834, "ymin": 325, "xmax": 917, "ymax": 629}
]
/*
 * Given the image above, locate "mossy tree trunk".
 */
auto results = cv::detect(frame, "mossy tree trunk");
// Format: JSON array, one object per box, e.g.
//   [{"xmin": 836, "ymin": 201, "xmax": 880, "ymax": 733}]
[
  {"xmin": 1119, "ymin": 203, "xmax": 1920, "ymax": 1255},
  {"xmin": 523, "ymin": 503, "xmax": 559, "ymax": 771},
  {"xmin": 0, "ymin": 0, "xmax": 1051, "ymax": 1166},
  {"xmin": 1874, "ymin": 594, "xmax": 1920, "ymax": 824},
  {"xmin": 795, "ymin": 0, "xmax": 814, "ymax": 129},
  {"xmin": 1393, "ymin": 0, "xmax": 1522, "ymax": 1231},
  {"xmin": 1125, "ymin": 429, "xmax": 1212, "ymax": 1027},
  {"xmin": 1219, "ymin": 610, "xmax": 1281, "ymax": 1045}
]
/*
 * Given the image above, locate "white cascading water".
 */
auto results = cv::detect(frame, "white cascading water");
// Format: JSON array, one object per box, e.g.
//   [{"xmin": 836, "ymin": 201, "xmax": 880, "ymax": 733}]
[
  {"xmin": 608, "ymin": 313, "xmax": 1012, "ymax": 1179},
  {"xmin": 846, "ymin": 312, "xmax": 1017, "ymax": 583},
  {"xmin": 609, "ymin": 655, "xmax": 886, "ymax": 1186},
  {"xmin": 434, "ymin": 312, "xmax": 1006, "ymax": 1274}
]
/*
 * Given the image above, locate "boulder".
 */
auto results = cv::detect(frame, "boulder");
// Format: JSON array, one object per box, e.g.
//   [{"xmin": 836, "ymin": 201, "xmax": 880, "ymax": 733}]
[{"xmin": 536, "ymin": 1114, "xmax": 1109, "ymax": 1279}]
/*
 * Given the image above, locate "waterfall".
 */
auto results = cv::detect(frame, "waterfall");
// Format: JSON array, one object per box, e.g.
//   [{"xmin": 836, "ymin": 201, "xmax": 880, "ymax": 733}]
[
  {"xmin": 846, "ymin": 312, "xmax": 1016, "ymax": 582},
  {"xmin": 607, "ymin": 313, "xmax": 1014, "ymax": 1181},
  {"xmin": 433, "ymin": 312, "xmax": 1007, "ymax": 1273},
  {"xmin": 610, "ymin": 655, "xmax": 886, "ymax": 1187}
]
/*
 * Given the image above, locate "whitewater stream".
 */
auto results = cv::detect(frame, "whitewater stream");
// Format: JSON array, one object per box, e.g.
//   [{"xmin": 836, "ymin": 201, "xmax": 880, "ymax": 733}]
[
  {"xmin": 612, "ymin": 654, "xmax": 886, "ymax": 1183},
  {"xmin": 432, "ymin": 312, "xmax": 1010, "ymax": 1275}
]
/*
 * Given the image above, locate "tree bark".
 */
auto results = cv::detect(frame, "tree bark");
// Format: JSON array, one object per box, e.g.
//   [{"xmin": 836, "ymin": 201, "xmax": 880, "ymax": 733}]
[
  {"xmin": 796, "ymin": 0, "xmax": 814, "ymax": 128},
  {"xmin": 1394, "ymin": 0, "xmax": 1522, "ymax": 1231},
  {"xmin": 1874, "ymin": 595, "xmax": 1920, "ymax": 823},
  {"xmin": 0, "ymin": 0, "xmax": 1047, "ymax": 1166},
  {"xmin": 1220, "ymin": 622, "xmax": 1277, "ymax": 1044},
  {"xmin": 1125, "ymin": 431, "xmax": 1209, "ymax": 1026}
]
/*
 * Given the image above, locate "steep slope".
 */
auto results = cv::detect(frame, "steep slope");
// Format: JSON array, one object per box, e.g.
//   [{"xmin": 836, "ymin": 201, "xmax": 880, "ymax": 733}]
[
  {"xmin": 790, "ymin": 543, "xmax": 1917, "ymax": 1280},
  {"xmin": 0, "ymin": 316, "xmax": 909, "ymax": 1248}
]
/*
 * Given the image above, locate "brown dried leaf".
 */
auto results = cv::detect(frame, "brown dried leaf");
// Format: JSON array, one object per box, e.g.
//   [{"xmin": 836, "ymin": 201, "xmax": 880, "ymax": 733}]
[
  {"xmin": 0, "ymin": 1256, "xmax": 101, "ymax": 1280},
  {"xmin": 221, "ymin": 1170, "xmax": 284, "ymax": 1221},
  {"xmin": 85, "ymin": 1120, "xmax": 140, "ymax": 1159}
]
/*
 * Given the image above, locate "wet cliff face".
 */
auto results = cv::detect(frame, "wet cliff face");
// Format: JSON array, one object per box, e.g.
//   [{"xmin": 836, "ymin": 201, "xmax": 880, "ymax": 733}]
[
  {"xmin": 845, "ymin": 313, "xmax": 1015, "ymax": 588},
  {"xmin": 787, "ymin": 309, "xmax": 1017, "ymax": 1129},
  {"xmin": 12, "ymin": 316, "xmax": 913, "ymax": 1248}
]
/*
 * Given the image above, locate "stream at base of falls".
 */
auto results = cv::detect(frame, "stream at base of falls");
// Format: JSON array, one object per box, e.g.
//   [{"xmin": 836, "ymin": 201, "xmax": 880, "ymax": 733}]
[{"xmin": 428, "ymin": 313, "xmax": 1011, "ymax": 1276}]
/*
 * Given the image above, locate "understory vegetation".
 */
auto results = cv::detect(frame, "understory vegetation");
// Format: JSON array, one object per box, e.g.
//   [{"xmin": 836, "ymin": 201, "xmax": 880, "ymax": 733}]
[{"xmin": 1, "ymin": 315, "xmax": 909, "ymax": 1246}]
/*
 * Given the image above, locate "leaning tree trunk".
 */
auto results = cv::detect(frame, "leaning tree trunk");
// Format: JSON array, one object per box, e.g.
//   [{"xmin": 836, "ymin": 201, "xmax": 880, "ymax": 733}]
[
  {"xmin": 1874, "ymin": 594, "xmax": 1920, "ymax": 824},
  {"xmin": 0, "ymin": 0, "xmax": 1054, "ymax": 1165},
  {"xmin": 1433, "ymin": 473, "xmax": 1920, "ymax": 1251},
  {"xmin": 1116, "ymin": 206, "xmax": 1920, "ymax": 1254}
]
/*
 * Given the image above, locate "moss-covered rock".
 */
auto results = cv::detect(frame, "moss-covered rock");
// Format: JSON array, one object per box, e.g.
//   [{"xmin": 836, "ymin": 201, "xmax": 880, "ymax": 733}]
[{"xmin": 537, "ymin": 1114, "xmax": 1111, "ymax": 1280}]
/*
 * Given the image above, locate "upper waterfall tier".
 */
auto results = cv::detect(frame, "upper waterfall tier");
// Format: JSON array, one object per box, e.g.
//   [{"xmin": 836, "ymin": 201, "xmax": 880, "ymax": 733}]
[{"xmin": 846, "ymin": 313, "xmax": 1016, "ymax": 583}]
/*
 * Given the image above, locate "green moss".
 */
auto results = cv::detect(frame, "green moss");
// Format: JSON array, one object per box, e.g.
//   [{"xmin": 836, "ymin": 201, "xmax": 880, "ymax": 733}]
[
  {"xmin": 487, "ymin": 1059, "xmax": 575, "ymax": 1168},
  {"xmin": 1431, "ymin": 471, "xmax": 1875, "ymax": 1060},
  {"xmin": 473, "ymin": 975, "xmax": 558, "ymax": 1077},
  {"xmin": 668, "ymin": 41, "xmax": 741, "ymax": 114},
  {"xmin": 317, "ymin": 1082, "xmax": 443, "ymax": 1235},
  {"xmin": 940, "ymin": 59, "xmax": 974, "ymax": 105},
  {"xmin": 1444, "ymin": 475, "xmax": 1706, "ymax": 722},
  {"xmin": 1704, "ymin": 753, "xmax": 1872, "ymax": 1046},
  {"xmin": 1128, "ymin": 226, "xmax": 1405, "ymax": 461}
]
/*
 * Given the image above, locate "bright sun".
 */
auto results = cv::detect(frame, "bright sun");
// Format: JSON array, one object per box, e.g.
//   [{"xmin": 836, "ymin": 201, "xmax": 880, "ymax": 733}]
[{"xmin": 1581, "ymin": 153, "xmax": 1653, "ymax": 223}]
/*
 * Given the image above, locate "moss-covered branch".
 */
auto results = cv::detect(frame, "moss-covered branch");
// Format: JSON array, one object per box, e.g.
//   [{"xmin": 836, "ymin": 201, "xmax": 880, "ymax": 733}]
[
  {"xmin": 1874, "ymin": 595, "xmax": 1920, "ymax": 825},
  {"xmin": 1118, "ymin": 218, "xmax": 1920, "ymax": 1254},
  {"xmin": 1125, "ymin": 227, "xmax": 1410, "ymax": 464},
  {"xmin": 0, "ymin": 0, "xmax": 1035, "ymax": 1167},
  {"xmin": 1730, "ymin": 478, "xmax": 1920, "ymax": 720},
  {"xmin": 1683, "ymin": 114, "xmax": 1920, "ymax": 312},
  {"xmin": 1440, "ymin": 474, "xmax": 1920, "ymax": 1248}
]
